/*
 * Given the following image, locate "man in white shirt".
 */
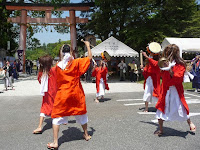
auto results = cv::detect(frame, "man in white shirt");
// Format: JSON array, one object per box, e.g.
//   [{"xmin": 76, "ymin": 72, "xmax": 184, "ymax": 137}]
[{"xmin": 118, "ymin": 60, "xmax": 127, "ymax": 81}]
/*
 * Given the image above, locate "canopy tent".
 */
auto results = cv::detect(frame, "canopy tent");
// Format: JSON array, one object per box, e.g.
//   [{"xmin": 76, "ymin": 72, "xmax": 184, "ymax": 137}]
[
  {"xmin": 161, "ymin": 38, "xmax": 200, "ymax": 54},
  {"xmin": 85, "ymin": 36, "xmax": 138, "ymax": 57}
]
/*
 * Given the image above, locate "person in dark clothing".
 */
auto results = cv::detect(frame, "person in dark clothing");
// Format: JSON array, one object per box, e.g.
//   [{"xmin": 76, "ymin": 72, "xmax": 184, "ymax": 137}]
[
  {"xmin": 30, "ymin": 60, "xmax": 33, "ymax": 73},
  {"xmin": 13, "ymin": 60, "xmax": 18, "ymax": 80}
]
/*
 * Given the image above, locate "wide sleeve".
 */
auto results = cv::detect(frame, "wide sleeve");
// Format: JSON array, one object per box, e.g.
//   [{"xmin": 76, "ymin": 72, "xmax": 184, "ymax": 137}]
[
  {"xmin": 148, "ymin": 58, "xmax": 158, "ymax": 67},
  {"xmin": 142, "ymin": 66, "xmax": 149, "ymax": 79},
  {"xmin": 168, "ymin": 64, "xmax": 185, "ymax": 86},
  {"xmin": 77, "ymin": 57, "xmax": 90, "ymax": 76},
  {"xmin": 101, "ymin": 67, "xmax": 108, "ymax": 76},
  {"xmin": 37, "ymin": 72, "xmax": 42, "ymax": 84},
  {"xmin": 92, "ymin": 68, "xmax": 97, "ymax": 77}
]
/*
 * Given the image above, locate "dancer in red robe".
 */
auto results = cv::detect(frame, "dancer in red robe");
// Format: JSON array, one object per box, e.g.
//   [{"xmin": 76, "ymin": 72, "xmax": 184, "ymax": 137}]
[
  {"xmin": 47, "ymin": 42, "xmax": 92, "ymax": 149},
  {"xmin": 33, "ymin": 55, "xmax": 57, "ymax": 134},
  {"xmin": 92, "ymin": 60, "xmax": 109, "ymax": 103},
  {"xmin": 154, "ymin": 44, "xmax": 196, "ymax": 136},
  {"xmin": 141, "ymin": 45, "xmax": 161, "ymax": 112}
]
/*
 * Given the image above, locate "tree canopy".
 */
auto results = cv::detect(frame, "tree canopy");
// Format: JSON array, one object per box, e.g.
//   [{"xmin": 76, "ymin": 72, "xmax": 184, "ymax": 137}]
[{"xmin": 78, "ymin": 0, "xmax": 200, "ymax": 51}]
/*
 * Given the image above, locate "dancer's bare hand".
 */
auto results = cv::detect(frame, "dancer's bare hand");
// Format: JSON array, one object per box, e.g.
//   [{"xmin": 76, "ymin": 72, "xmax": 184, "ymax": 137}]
[
  {"xmin": 142, "ymin": 52, "xmax": 148, "ymax": 58},
  {"xmin": 84, "ymin": 41, "xmax": 90, "ymax": 47}
]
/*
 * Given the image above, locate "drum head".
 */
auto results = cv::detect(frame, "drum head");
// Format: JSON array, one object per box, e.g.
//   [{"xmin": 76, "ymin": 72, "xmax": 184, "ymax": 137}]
[{"xmin": 149, "ymin": 42, "xmax": 161, "ymax": 54}]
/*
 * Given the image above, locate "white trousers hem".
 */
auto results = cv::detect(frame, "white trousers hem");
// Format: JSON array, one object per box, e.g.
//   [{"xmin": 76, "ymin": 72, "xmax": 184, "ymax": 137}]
[{"xmin": 52, "ymin": 114, "xmax": 88, "ymax": 125}]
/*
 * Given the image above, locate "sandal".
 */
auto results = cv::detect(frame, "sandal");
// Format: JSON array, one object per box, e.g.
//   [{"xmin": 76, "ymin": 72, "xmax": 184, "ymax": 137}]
[
  {"xmin": 154, "ymin": 130, "xmax": 163, "ymax": 136},
  {"xmin": 47, "ymin": 143, "xmax": 58, "ymax": 150}
]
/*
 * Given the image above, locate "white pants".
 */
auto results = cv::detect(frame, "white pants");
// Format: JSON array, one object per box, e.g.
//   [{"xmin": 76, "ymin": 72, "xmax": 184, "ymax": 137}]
[
  {"xmin": 52, "ymin": 114, "xmax": 88, "ymax": 125},
  {"xmin": 143, "ymin": 76, "xmax": 158, "ymax": 104},
  {"xmin": 96, "ymin": 78, "xmax": 105, "ymax": 98},
  {"xmin": 40, "ymin": 113, "xmax": 50, "ymax": 118}
]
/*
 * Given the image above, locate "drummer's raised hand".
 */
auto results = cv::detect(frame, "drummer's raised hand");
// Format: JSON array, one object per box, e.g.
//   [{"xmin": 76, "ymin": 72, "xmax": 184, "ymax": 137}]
[
  {"xmin": 84, "ymin": 41, "xmax": 92, "ymax": 60},
  {"xmin": 142, "ymin": 51, "xmax": 148, "ymax": 59},
  {"xmin": 84, "ymin": 41, "xmax": 90, "ymax": 47}
]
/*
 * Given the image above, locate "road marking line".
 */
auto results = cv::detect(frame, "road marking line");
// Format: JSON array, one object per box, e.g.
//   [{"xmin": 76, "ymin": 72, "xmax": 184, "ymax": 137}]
[
  {"xmin": 150, "ymin": 113, "xmax": 200, "ymax": 123},
  {"xmin": 137, "ymin": 112, "xmax": 156, "ymax": 115},
  {"xmin": 186, "ymin": 99, "xmax": 199, "ymax": 101},
  {"xmin": 185, "ymin": 92, "xmax": 200, "ymax": 98},
  {"xmin": 117, "ymin": 99, "xmax": 143, "ymax": 101},
  {"xmin": 151, "ymin": 119, "xmax": 158, "ymax": 123},
  {"xmin": 186, "ymin": 100, "xmax": 200, "ymax": 104},
  {"xmin": 185, "ymin": 97, "xmax": 191, "ymax": 99},
  {"xmin": 189, "ymin": 113, "xmax": 200, "ymax": 117},
  {"xmin": 124, "ymin": 103, "xmax": 144, "ymax": 106}
]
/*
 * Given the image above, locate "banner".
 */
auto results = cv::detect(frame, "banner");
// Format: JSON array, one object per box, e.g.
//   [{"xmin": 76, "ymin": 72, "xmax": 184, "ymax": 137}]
[{"xmin": 17, "ymin": 50, "xmax": 23, "ymax": 72}]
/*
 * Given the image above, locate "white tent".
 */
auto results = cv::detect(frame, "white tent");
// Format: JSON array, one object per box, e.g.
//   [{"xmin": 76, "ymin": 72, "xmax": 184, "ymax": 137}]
[
  {"xmin": 161, "ymin": 38, "xmax": 200, "ymax": 53},
  {"xmin": 85, "ymin": 36, "xmax": 138, "ymax": 57}
]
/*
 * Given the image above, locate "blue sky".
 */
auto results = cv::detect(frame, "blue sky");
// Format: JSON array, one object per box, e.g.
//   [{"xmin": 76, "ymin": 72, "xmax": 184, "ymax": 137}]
[{"xmin": 33, "ymin": 0, "xmax": 82, "ymax": 44}]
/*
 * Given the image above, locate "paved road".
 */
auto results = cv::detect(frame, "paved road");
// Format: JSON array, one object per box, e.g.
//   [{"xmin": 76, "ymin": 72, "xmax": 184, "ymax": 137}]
[{"xmin": 0, "ymin": 77, "xmax": 200, "ymax": 150}]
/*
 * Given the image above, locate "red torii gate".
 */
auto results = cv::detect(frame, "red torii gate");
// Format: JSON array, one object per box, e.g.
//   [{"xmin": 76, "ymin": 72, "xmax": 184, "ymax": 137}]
[{"xmin": 5, "ymin": 2, "xmax": 94, "ymax": 73}]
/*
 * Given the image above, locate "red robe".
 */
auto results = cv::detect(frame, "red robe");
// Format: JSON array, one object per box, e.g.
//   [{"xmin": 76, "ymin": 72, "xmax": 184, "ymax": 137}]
[
  {"xmin": 155, "ymin": 63, "xmax": 189, "ymax": 115},
  {"xmin": 143, "ymin": 58, "xmax": 160, "ymax": 98},
  {"xmin": 38, "ymin": 66, "xmax": 57, "ymax": 116},
  {"xmin": 92, "ymin": 66, "xmax": 109, "ymax": 93},
  {"xmin": 51, "ymin": 57, "xmax": 90, "ymax": 118}
]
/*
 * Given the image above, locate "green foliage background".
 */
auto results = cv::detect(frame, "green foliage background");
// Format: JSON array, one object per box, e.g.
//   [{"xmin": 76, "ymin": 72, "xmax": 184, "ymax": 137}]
[{"xmin": 1, "ymin": 0, "xmax": 200, "ymax": 59}]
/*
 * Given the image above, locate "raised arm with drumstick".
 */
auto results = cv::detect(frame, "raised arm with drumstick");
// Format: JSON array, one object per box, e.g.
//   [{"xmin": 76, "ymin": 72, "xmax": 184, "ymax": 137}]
[
  {"xmin": 141, "ymin": 42, "xmax": 161, "ymax": 113},
  {"xmin": 47, "ymin": 41, "xmax": 93, "ymax": 149},
  {"xmin": 81, "ymin": 39, "xmax": 97, "ymax": 66}
]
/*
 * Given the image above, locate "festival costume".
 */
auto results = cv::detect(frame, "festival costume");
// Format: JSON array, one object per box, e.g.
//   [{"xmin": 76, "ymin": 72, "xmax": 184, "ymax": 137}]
[
  {"xmin": 51, "ymin": 57, "xmax": 90, "ymax": 125},
  {"xmin": 143, "ymin": 58, "xmax": 160, "ymax": 103},
  {"xmin": 155, "ymin": 63, "xmax": 189, "ymax": 121},
  {"xmin": 38, "ymin": 66, "xmax": 57, "ymax": 117},
  {"xmin": 191, "ymin": 60, "xmax": 200, "ymax": 89},
  {"xmin": 92, "ymin": 66, "xmax": 109, "ymax": 97}
]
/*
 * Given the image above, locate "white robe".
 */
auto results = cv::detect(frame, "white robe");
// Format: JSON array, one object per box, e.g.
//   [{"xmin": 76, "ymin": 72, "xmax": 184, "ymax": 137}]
[
  {"xmin": 143, "ymin": 76, "xmax": 158, "ymax": 104},
  {"xmin": 96, "ymin": 78, "xmax": 105, "ymax": 97},
  {"xmin": 156, "ymin": 86, "xmax": 189, "ymax": 121}
]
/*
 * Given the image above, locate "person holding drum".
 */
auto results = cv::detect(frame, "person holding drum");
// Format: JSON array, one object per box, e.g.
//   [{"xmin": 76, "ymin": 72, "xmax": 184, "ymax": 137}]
[
  {"xmin": 141, "ymin": 42, "xmax": 161, "ymax": 112},
  {"xmin": 154, "ymin": 44, "xmax": 196, "ymax": 136},
  {"xmin": 92, "ymin": 52, "xmax": 110, "ymax": 103}
]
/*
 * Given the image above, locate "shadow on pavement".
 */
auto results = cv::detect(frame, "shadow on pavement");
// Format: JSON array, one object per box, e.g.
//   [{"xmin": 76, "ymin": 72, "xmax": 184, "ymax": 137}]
[
  {"xmin": 42, "ymin": 118, "xmax": 53, "ymax": 133},
  {"xmin": 140, "ymin": 121, "xmax": 195, "ymax": 138},
  {"xmin": 99, "ymin": 98, "xmax": 111, "ymax": 102},
  {"xmin": 58, "ymin": 127, "xmax": 95, "ymax": 147},
  {"xmin": 139, "ymin": 107, "xmax": 157, "ymax": 112},
  {"xmin": 187, "ymin": 89, "xmax": 195, "ymax": 92}
]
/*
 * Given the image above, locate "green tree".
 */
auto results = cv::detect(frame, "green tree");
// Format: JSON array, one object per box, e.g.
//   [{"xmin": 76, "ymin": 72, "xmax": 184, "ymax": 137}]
[
  {"xmin": 78, "ymin": 0, "xmax": 200, "ymax": 51},
  {"xmin": 0, "ymin": 0, "xmax": 18, "ymax": 55}
]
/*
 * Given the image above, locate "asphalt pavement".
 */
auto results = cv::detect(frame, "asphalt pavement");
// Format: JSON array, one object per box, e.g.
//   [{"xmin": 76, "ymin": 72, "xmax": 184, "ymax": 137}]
[{"xmin": 0, "ymin": 76, "xmax": 200, "ymax": 150}]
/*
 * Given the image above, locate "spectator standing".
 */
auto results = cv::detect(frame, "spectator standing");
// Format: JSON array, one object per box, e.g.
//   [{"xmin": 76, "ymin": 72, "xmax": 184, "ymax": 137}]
[
  {"xmin": 0, "ymin": 67, "xmax": 5, "ymax": 93},
  {"xmin": 118, "ymin": 60, "xmax": 127, "ymax": 81},
  {"xmin": 3, "ymin": 60, "xmax": 14, "ymax": 90},
  {"xmin": 26, "ymin": 60, "xmax": 31, "ymax": 75},
  {"xmin": 30, "ymin": 60, "xmax": 33, "ymax": 74},
  {"xmin": 128, "ymin": 60, "xmax": 138, "ymax": 82},
  {"xmin": 36, "ymin": 58, "xmax": 39, "ymax": 75},
  {"xmin": 13, "ymin": 60, "xmax": 18, "ymax": 80},
  {"xmin": 191, "ymin": 55, "xmax": 200, "ymax": 92}
]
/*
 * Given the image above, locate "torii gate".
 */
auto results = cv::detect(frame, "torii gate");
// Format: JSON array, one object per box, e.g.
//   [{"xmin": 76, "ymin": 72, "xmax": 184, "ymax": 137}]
[{"xmin": 5, "ymin": 2, "xmax": 94, "ymax": 73}]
